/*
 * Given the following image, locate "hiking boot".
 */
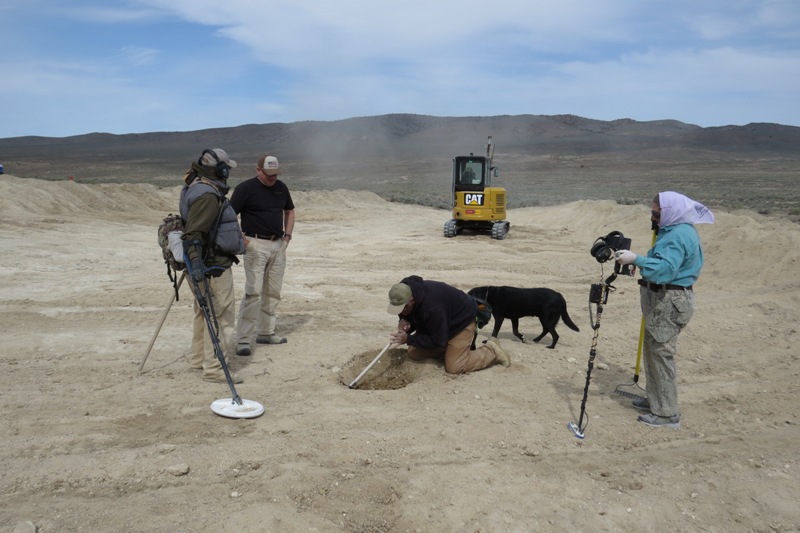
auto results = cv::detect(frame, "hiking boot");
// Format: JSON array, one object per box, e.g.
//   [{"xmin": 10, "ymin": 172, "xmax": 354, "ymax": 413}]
[
  {"xmin": 637, "ymin": 413, "xmax": 680, "ymax": 429},
  {"xmin": 256, "ymin": 334, "xmax": 287, "ymax": 345},
  {"xmin": 632, "ymin": 397, "xmax": 651, "ymax": 412},
  {"xmin": 203, "ymin": 371, "xmax": 243, "ymax": 384},
  {"xmin": 486, "ymin": 339, "xmax": 511, "ymax": 367},
  {"xmin": 235, "ymin": 344, "xmax": 252, "ymax": 356}
]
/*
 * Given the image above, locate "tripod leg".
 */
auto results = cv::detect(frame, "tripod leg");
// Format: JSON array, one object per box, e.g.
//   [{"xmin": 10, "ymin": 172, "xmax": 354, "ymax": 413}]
[{"xmin": 140, "ymin": 272, "xmax": 186, "ymax": 372}]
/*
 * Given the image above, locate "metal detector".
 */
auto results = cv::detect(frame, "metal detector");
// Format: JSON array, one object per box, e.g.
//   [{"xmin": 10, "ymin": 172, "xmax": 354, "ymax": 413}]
[
  {"xmin": 190, "ymin": 275, "xmax": 264, "ymax": 419},
  {"xmin": 568, "ymin": 271, "xmax": 617, "ymax": 439}
]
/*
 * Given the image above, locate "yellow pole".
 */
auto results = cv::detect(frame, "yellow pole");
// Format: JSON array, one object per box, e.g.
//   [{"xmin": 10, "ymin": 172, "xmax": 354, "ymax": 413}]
[{"xmin": 632, "ymin": 230, "xmax": 658, "ymax": 381}]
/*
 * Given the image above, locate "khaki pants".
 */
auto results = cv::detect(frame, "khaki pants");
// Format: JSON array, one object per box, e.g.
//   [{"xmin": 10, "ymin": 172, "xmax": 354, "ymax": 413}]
[
  {"xmin": 237, "ymin": 238, "xmax": 287, "ymax": 344},
  {"xmin": 407, "ymin": 322, "xmax": 499, "ymax": 374},
  {"xmin": 189, "ymin": 269, "xmax": 235, "ymax": 376},
  {"xmin": 640, "ymin": 286, "xmax": 694, "ymax": 418}
]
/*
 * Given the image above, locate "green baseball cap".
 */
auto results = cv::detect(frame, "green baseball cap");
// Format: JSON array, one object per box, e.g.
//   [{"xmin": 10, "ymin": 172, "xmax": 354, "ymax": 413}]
[{"xmin": 387, "ymin": 283, "xmax": 412, "ymax": 314}]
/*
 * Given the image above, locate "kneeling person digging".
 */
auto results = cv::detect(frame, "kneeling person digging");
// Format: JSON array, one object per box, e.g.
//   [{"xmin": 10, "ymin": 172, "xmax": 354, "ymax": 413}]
[{"xmin": 387, "ymin": 275, "xmax": 511, "ymax": 374}]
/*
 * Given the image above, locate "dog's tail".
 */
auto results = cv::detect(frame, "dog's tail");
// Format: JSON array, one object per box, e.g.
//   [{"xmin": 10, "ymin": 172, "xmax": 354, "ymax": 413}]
[{"xmin": 561, "ymin": 306, "xmax": 580, "ymax": 332}]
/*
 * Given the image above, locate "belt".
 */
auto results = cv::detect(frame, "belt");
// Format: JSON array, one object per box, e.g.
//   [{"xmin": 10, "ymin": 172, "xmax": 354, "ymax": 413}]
[
  {"xmin": 638, "ymin": 279, "xmax": 692, "ymax": 292},
  {"xmin": 244, "ymin": 232, "xmax": 281, "ymax": 241}
]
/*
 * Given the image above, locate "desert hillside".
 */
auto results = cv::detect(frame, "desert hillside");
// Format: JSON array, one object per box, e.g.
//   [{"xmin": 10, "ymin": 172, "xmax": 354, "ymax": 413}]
[
  {"xmin": 2, "ymin": 114, "xmax": 799, "ymax": 219},
  {"xmin": 1, "ymin": 175, "xmax": 798, "ymax": 532}
]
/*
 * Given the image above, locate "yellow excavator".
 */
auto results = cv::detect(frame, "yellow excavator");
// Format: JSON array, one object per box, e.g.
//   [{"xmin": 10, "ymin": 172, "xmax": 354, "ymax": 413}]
[{"xmin": 443, "ymin": 136, "xmax": 510, "ymax": 240}]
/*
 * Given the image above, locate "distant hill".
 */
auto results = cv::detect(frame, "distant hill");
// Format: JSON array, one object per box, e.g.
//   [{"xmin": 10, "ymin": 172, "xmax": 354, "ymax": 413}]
[{"xmin": 1, "ymin": 114, "xmax": 798, "ymax": 216}]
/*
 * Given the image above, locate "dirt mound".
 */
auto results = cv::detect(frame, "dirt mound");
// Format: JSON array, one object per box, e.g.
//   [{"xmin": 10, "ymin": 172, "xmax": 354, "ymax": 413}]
[{"xmin": 2, "ymin": 176, "xmax": 798, "ymax": 532}]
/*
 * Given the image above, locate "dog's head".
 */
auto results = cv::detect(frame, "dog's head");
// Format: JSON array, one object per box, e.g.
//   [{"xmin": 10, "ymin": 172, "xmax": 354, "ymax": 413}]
[{"xmin": 468, "ymin": 286, "xmax": 490, "ymax": 299}]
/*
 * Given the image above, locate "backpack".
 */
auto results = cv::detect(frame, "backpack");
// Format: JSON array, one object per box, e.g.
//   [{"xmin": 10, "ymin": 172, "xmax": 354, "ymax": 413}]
[{"xmin": 158, "ymin": 213, "xmax": 186, "ymax": 299}]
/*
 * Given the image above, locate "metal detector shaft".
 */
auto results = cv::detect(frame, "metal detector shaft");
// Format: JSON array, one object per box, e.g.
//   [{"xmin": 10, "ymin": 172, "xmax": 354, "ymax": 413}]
[
  {"xmin": 570, "ymin": 283, "xmax": 609, "ymax": 438},
  {"xmin": 190, "ymin": 277, "xmax": 242, "ymax": 405},
  {"xmin": 348, "ymin": 343, "xmax": 394, "ymax": 389},
  {"xmin": 140, "ymin": 272, "xmax": 186, "ymax": 372}
]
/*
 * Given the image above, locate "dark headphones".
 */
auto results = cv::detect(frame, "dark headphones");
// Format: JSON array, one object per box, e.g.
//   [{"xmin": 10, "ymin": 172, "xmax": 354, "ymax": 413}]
[
  {"xmin": 590, "ymin": 230, "xmax": 625, "ymax": 263},
  {"xmin": 199, "ymin": 149, "xmax": 230, "ymax": 180}
]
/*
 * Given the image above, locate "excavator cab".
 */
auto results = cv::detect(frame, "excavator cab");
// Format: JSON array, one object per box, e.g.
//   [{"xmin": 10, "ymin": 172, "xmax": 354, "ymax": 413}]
[{"xmin": 444, "ymin": 136, "xmax": 510, "ymax": 239}]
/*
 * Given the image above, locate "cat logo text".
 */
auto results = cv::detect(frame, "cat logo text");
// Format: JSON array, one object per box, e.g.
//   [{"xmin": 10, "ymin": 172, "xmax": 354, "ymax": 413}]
[{"xmin": 464, "ymin": 193, "xmax": 485, "ymax": 206}]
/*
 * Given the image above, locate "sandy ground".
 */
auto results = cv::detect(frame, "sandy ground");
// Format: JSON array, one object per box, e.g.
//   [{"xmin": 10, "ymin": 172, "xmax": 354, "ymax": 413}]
[{"xmin": 1, "ymin": 175, "xmax": 799, "ymax": 533}]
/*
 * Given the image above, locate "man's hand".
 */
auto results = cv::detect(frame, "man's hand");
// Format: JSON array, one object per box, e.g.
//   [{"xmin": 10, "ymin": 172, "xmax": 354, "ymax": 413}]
[
  {"xmin": 389, "ymin": 331, "xmax": 408, "ymax": 345},
  {"xmin": 614, "ymin": 250, "xmax": 637, "ymax": 265},
  {"xmin": 398, "ymin": 319, "xmax": 411, "ymax": 333}
]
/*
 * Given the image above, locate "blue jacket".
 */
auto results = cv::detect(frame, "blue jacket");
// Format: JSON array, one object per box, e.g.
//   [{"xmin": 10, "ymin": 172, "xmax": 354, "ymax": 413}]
[{"xmin": 633, "ymin": 223, "xmax": 704, "ymax": 286}]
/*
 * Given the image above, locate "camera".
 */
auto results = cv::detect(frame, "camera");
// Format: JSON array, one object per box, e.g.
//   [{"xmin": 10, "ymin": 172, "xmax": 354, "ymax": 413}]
[{"xmin": 590, "ymin": 231, "xmax": 634, "ymax": 276}]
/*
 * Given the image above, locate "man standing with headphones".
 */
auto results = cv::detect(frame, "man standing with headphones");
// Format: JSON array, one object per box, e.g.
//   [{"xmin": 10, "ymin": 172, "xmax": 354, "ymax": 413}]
[
  {"xmin": 180, "ymin": 148, "xmax": 245, "ymax": 383},
  {"xmin": 230, "ymin": 154, "xmax": 295, "ymax": 356}
]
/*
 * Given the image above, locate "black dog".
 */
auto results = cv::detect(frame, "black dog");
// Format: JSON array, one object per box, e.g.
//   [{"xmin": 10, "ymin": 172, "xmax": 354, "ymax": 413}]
[{"xmin": 468, "ymin": 286, "xmax": 580, "ymax": 349}]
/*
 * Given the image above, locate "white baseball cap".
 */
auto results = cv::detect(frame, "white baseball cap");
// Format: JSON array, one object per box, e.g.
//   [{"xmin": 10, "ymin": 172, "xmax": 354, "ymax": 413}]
[{"xmin": 263, "ymin": 155, "xmax": 280, "ymax": 175}]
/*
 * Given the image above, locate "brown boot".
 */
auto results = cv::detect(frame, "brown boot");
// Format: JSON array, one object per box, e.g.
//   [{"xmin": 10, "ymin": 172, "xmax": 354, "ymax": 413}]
[{"xmin": 486, "ymin": 339, "xmax": 511, "ymax": 367}]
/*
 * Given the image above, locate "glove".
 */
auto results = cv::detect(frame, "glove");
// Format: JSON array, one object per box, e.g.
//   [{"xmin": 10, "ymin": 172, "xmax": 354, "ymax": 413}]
[
  {"xmin": 183, "ymin": 239, "xmax": 206, "ymax": 283},
  {"xmin": 614, "ymin": 250, "xmax": 637, "ymax": 265}
]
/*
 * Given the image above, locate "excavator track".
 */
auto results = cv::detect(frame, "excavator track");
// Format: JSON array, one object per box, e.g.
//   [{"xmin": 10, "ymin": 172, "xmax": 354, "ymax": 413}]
[{"xmin": 491, "ymin": 221, "xmax": 510, "ymax": 240}]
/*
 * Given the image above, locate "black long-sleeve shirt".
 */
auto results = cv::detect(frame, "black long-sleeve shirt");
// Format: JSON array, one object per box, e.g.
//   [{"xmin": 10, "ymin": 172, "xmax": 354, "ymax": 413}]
[{"xmin": 398, "ymin": 275, "xmax": 476, "ymax": 349}]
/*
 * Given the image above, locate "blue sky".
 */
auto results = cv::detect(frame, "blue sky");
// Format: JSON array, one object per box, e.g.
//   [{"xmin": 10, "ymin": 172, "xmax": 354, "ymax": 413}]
[{"xmin": 1, "ymin": 0, "xmax": 799, "ymax": 138}]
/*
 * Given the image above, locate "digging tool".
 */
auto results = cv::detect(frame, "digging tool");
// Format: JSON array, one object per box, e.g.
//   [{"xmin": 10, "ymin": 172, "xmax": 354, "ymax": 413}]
[
  {"xmin": 348, "ymin": 343, "xmax": 396, "ymax": 389},
  {"xmin": 614, "ymin": 230, "xmax": 657, "ymax": 401},
  {"xmin": 613, "ymin": 317, "xmax": 646, "ymax": 400},
  {"xmin": 139, "ymin": 271, "xmax": 186, "ymax": 372}
]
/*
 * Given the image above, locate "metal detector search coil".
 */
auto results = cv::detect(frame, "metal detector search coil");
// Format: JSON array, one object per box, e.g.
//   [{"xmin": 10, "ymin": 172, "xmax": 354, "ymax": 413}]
[{"xmin": 210, "ymin": 398, "xmax": 265, "ymax": 419}]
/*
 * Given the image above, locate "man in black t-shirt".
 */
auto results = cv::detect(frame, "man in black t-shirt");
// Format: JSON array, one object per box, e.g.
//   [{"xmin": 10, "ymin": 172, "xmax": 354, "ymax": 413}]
[{"xmin": 229, "ymin": 155, "xmax": 295, "ymax": 355}]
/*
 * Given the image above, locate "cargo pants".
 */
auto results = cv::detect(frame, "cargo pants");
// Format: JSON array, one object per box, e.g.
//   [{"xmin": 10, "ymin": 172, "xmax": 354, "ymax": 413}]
[{"xmin": 640, "ymin": 286, "xmax": 695, "ymax": 418}]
